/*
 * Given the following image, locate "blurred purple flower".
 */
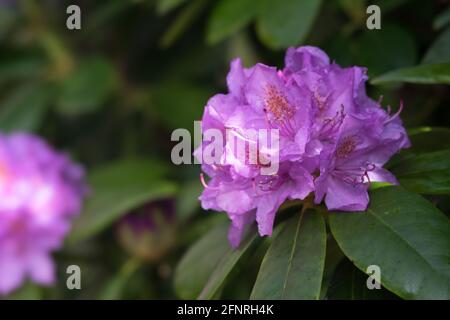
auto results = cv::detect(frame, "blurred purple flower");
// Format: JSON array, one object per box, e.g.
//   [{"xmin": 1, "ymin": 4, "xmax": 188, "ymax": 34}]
[
  {"xmin": 197, "ymin": 46, "xmax": 410, "ymax": 247},
  {"xmin": 0, "ymin": 132, "xmax": 87, "ymax": 295},
  {"xmin": 116, "ymin": 200, "xmax": 176, "ymax": 262}
]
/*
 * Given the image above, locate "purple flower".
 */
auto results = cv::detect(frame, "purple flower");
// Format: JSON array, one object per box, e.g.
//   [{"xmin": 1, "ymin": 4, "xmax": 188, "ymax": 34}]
[
  {"xmin": 0, "ymin": 132, "xmax": 87, "ymax": 295},
  {"xmin": 197, "ymin": 46, "xmax": 410, "ymax": 247}
]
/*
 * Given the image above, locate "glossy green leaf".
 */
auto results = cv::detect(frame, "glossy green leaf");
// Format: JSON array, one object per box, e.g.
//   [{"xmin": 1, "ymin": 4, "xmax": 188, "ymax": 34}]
[
  {"xmin": 423, "ymin": 26, "xmax": 450, "ymax": 64},
  {"xmin": 67, "ymin": 159, "xmax": 176, "ymax": 244},
  {"xmin": 371, "ymin": 63, "xmax": 450, "ymax": 85},
  {"xmin": 391, "ymin": 149, "xmax": 450, "ymax": 194},
  {"xmin": 0, "ymin": 83, "xmax": 53, "ymax": 132},
  {"xmin": 250, "ymin": 209, "xmax": 326, "ymax": 299},
  {"xmin": 408, "ymin": 127, "xmax": 450, "ymax": 153},
  {"xmin": 207, "ymin": 0, "xmax": 257, "ymax": 44},
  {"xmin": 327, "ymin": 258, "xmax": 399, "ymax": 299},
  {"xmin": 354, "ymin": 24, "xmax": 417, "ymax": 77},
  {"xmin": 174, "ymin": 218, "xmax": 230, "ymax": 299},
  {"xmin": 329, "ymin": 186, "xmax": 450, "ymax": 299},
  {"xmin": 57, "ymin": 57, "xmax": 118, "ymax": 116},
  {"xmin": 319, "ymin": 235, "xmax": 345, "ymax": 299},
  {"xmin": 256, "ymin": 0, "xmax": 322, "ymax": 49},
  {"xmin": 198, "ymin": 227, "xmax": 257, "ymax": 299}
]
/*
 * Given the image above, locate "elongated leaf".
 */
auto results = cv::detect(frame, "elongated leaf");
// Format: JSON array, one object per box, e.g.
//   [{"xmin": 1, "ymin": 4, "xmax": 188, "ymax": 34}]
[
  {"xmin": 256, "ymin": 0, "xmax": 322, "ymax": 49},
  {"xmin": 423, "ymin": 27, "xmax": 450, "ymax": 64},
  {"xmin": 250, "ymin": 209, "xmax": 326, "ymax": 299},
  {"xmin": 433, "ymin": 6, "xmax": 450, "ymax": 30},
  {"xmin": 159, "ymin": 0, "xmax": 208, "ymax": 48},
  {"xmin": 371, "ymin": 63, "xmax": 450, "ymax": 85},
  {"xmin": 354, "ymin": 24, "xmax": 417, "ymax": 77},
  {"xmin": 67, "ymin": 159, "xmax": 176, "ymax": 244},
  {"xmin": 391, "ymin": 149, "xmax": 450, "ymax": 194},
  {"xmin": 174, "ymin": 218, "xmax": 230, "ymax": 299},
  {"xmin": 156, "ymin": 0, "xmax": 188, "ymax": 15},
  {"xmin": 198, "ymin": 227, "xmax": 257, "ymax": 299},
  {"xmin": 327, "ymin": 258, "xmax": 399, "ymax": 299},
  {"xmin": 57, "ymin": 57, "xmax": 118, "ymax": 116},
  {"xmin": 207, "ymin": 0, "xmax": 257, "ymax": 44},
  {"xmin": 0, "ymin": 51, "xmax": 46, "ymax": 83},
  {"xmin": 319, "ymin": 235, "xmax": 345, "ymax": 299},
  {"xmin": 0, "ymin": 82, "xmax": 53, "ymax": 132},
  {"xmin": 98, "ymin": 259, "xmax": 141, "ymax": 300},
  {"xmin": 329, "ymin": 186, "xmax": 450, "ymax": 299},
  {"xmin": 408, "ymin": 127, "xmax": 450, "ymax": 153}
]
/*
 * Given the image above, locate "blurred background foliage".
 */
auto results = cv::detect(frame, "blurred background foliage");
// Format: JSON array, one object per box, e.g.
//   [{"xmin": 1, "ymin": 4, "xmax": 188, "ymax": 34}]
[{"xmin": 0, "ymin": 0, "xmax": 449, "ymax": 299}]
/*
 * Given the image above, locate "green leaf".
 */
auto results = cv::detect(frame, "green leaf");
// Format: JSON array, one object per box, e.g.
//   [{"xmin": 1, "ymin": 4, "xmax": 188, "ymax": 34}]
[
  {"xmin": 408, "ymin": 127, "xmax": 450, "ymax": 153},
  {"xmin": 207, "ymin": 0, "xmax": 257, "ymax": 45},
  {"xmin": 156, "ymin": 0, "xmax": 188, "ymax": 15},
  {"xmin": 256, "ymin": 0, "xmax": 322, "ymax": 49},
  {"xmin": 391, "ymin": 149, "xmax": 450, "ymax": 195},
  {"xmin": 0, "ymin": 51, "xmax": 46, "ymax": 83},
  {"xmin": 371, "ymin": 63, "xmax": 450, "ymax": 85},
  {"xmin": 174, "ymin": 218, "xmax": 230, "ymax": 299},
  {"xmin": 176, "ymin": 179, "xmax": 203, "ymax": 222},
  {"xmin": 98, "ymin": 259, "xmax": 141, "ymax": 300},
  {"xmin": 433, "ymin": 5, "xmax": 450, "ymax": 30},
  {"xmin": 67, "ymin": 159, "xmax": 176, "ymax": 244},
  {"xmin": 7, "ymin": 282, "xmax": 42, "ymax": 300},
  {"xmin": 319, "ymin": 235, "xmax": 345, "ymax": 299},
  {"xmin": 152, "ymin": 81, "xmax": 212, "ymax": 131},
  {"xmin": 197, "ymin": 227, "xmax": 257, "ymax": 300},
  {"xmin": 329, "ymin": 186, "xmax": 450, "ymax": 299},
  {"xmin": 327, "ymin": 258, "xmax": 399, "ymax": 299},
  {"xmin": 250, "ymin": 209, "xmax": 326, "ymax": 299},
  {"xmin": 174, "ymin": 218, "xmax": 257, "ymax": 300},
  {"xmin": 57, "ymin": 57, "xmax": 118, "ymax": 116},
  {"xmin": 372, "ymin": 0, "xmax": 411, "ymax": 13},
  {"xmin": 354, "ymin": 24, "xmax": 417, "ymax": 77},
  {"xmin": 159, "ymin": 0, "xmax": 208, "ymax": 48},
  {"xmin": 0, "ymin": 82, "xmax": 54, "ymax": 132},
  {"xmin": 423, "ymin": 26, "xmax": 450, "ymax": 64}
]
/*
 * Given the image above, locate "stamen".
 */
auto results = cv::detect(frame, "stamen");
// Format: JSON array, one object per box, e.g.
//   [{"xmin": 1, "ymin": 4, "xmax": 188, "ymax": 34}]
[
  {"xmin": 200, "ymin": 173, "xmax": 219, "ymax": 190},
  {"xmin": 265, "ymin": 85, "xmax": 294, "ymax": 121},
  {"xmin": 332, "ymin": 162, "xmax": 376, "ymax": 188},
  {"xmin": 264, "ymin": 85, "xmax": 296, "ymax": 138},
  {"xmin": 384, "ymin": 101, "xmax": 404, "ymax": 124}
]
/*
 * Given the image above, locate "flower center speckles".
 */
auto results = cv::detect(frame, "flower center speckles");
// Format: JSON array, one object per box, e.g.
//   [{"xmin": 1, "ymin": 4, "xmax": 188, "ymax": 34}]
[
  {"xmin": 336, "ymin": 135, "xmax": 358, "ymax": 158},
  {"xmin": 264, "ymin": 85, "xmax": 296, "ymax": 137},
  {"xmin": 265, "ymin": 85, "xmax": 294, "ymax": 121}
]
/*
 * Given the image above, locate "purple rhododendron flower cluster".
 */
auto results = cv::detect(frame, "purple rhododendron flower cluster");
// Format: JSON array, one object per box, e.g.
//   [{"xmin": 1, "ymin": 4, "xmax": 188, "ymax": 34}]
[
  {"xmin": 197, "ymin": 46, "xmax": 410, "ymax": 247},
  {"xmin": 0, "ymin": 132, "xmax": 87, "ymax": 294}
]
